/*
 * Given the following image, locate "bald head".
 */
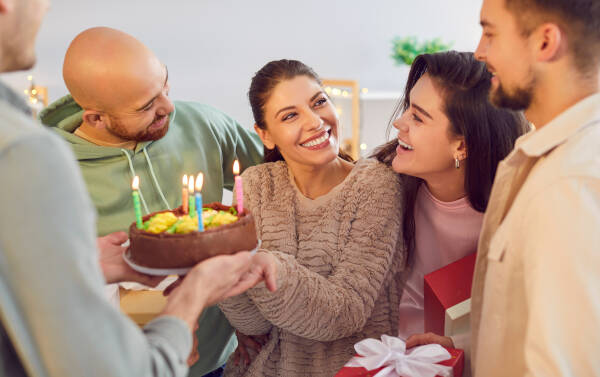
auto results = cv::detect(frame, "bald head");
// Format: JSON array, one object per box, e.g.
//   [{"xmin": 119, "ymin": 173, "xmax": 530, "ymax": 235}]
[{"xmin": 63, "ymin": 27, "xmax": 165, "ymax": 111}]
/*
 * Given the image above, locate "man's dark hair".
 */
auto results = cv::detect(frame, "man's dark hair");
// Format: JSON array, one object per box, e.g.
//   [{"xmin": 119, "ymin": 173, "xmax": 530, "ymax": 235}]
[{"xmin": 505, "ymin": 0, "xmax": 600, "ymax": 74}]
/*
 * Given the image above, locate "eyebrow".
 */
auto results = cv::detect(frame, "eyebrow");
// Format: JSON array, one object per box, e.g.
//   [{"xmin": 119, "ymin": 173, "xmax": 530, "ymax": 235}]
[
  {"xmin": 136, "ymin": 65, "xmax": 169, "ymax": 111},
  {"xmin": 412, "ymin": 103, "xmax": 434, "ymax": 120},
  {"xmin": 274, "ymin": 90, "xmax": 323, "ymax": 118}
]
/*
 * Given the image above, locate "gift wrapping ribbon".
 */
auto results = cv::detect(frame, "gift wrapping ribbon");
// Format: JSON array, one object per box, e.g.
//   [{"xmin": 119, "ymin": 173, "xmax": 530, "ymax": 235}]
[{"xmin": 345, "ymin": 335, "xmax": 453, "ymax": 377}]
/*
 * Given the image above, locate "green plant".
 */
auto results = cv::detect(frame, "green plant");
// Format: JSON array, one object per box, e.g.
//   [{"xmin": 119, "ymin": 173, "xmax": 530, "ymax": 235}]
[{"xmin": 391, "ymin": 36, "xmax": 453, "ymax": 65}]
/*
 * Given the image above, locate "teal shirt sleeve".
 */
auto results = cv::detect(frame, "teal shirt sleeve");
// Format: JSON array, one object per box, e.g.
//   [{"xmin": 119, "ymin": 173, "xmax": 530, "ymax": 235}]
[
  {"xmin": 0, "ymin": 131, "xmax": 192, "ymax": 377},
  {"xmin": 216, "ymin": 116, "xmax": 263, "ymax": 191}
]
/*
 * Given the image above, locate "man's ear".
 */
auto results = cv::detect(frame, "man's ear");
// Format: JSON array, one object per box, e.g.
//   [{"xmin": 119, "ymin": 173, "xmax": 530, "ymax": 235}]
[
  {"xmin": 254, "ymin": 124, "xmax": 275, "ymax": 149},
  {"xmin": 82, "ymin": 110, "xmax": 108, "ymax": 130},
  {"xmin": 534, "ymin": 23, "xmax": 566, "ymax": 63}
]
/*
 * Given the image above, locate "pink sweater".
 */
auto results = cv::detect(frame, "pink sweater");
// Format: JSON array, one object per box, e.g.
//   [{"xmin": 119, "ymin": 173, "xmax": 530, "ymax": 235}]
[{"xmin": 397, "ymin": 184, "xmax": 483, "ymax": 339}]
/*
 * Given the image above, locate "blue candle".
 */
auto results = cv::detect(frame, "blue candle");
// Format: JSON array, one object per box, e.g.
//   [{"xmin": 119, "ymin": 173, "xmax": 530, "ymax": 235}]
[{"xmin": 195, "ymin": 173, "xmax": 204, "ymax": 232}]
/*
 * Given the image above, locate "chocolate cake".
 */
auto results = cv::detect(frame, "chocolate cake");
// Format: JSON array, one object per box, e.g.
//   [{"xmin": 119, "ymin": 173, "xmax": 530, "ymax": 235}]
[{"xmin": 128, "ymin": 203, "xmax": 258, "ymax": 269}]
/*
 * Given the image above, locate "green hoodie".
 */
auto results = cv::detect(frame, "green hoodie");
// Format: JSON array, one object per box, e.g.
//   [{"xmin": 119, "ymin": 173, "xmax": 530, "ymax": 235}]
[{"xmin": 40, "ymin": 95, "xmax": 264, "ymax": 376}]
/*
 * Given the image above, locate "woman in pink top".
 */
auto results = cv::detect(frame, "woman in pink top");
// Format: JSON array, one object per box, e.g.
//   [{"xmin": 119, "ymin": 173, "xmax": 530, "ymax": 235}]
[{"xmin": 373, "ymin": 51, "xmax": 529, "ymax": 345}]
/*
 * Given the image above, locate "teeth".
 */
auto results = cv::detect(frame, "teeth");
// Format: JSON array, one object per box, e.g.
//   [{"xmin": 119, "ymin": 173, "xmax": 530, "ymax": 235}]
[
  {"xmin": 398, "ymin": 139, "xmax": 414, "ymax": 150},
  {"xmin": 302, "ymin": 133, "xmax": 329, "ymax": 147}
]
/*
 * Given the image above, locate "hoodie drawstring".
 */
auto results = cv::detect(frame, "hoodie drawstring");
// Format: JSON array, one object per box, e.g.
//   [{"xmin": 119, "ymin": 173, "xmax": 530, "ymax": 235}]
[
  {"xmin": 120, "ymin": 148, "xmax": 150, "ymax": 214},
  {"xmin": 142, "ymin": 146, "xmax": 171, "ymax": 210}
]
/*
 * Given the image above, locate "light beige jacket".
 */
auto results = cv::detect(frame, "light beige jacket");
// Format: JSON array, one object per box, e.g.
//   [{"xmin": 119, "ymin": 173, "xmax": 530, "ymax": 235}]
[{"xmin": 469, "ymin": 93, "xmax": 600, "ymax": 376}]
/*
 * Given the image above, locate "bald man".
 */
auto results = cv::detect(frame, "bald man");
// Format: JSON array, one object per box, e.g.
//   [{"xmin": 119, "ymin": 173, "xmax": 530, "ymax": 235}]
[{"xmin": 40, "ymin": 27, "xmax": 264, "ymax": 376}]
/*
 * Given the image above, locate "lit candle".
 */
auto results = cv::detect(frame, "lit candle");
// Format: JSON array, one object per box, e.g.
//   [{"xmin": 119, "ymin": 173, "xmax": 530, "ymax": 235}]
[
  {"xmin": 182, "ymin": 175, "xmax": 189, "ymax": 214},
  {"xmin": 188, "ymin": 175, "xmax": 196, "ymax": 218},
  {"xmin": 131, "ymin": 176, "xmax": 143, "ymax": 228},
  {"xmin": 233, "ymin": 160, "xmax": 243, "ymax": 214},
  {"xmin": 195, "ymin": 173, "xmax": 204, "ymax": 232}
]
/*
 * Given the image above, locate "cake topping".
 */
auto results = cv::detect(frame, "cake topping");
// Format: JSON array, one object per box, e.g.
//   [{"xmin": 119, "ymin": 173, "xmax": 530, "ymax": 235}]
[{"xmin": 143, "ymin": 208, "xmax": 240, "ymax": 234}]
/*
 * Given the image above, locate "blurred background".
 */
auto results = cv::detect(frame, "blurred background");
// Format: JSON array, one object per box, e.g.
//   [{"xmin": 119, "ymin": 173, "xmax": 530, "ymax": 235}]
[{"xmin": 2, "ymin": 0, "xmax": 483, "ymax": 156}]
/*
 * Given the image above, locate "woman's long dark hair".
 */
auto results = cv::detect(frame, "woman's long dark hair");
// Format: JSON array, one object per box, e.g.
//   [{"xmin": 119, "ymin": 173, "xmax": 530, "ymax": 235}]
[
  {"xmin": 249, "ymin": 59, "xmax": 353, "ymax": 163},
  {"xmin": 372, "ymin": 51, "xmax": 529, "ymax": 258}
]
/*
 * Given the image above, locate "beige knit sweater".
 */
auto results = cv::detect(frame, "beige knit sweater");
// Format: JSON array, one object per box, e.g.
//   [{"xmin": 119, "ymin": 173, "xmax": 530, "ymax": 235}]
[{"xmin": 219, "ymin": 158, "xmax": 406, "ymax": 377}]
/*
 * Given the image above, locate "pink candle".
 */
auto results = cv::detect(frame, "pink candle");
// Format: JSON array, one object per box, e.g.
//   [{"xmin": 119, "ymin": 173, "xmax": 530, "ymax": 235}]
[
  {"xmin": 182, "ymin": 175, "xmax": 189, "ymax": 214},
  {"xmin": 233, "ymin": 160, "xmax": 243, "ymax": 214}
]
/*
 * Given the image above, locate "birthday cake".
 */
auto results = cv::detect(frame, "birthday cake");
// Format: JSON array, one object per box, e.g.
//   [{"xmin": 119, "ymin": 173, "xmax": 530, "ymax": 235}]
[{"xmin": 128, "ymin": 203, "xmax": 258, "ymax": 269}]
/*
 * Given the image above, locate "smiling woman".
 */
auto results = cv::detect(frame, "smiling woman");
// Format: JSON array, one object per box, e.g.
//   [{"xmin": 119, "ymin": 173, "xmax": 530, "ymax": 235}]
[
  {"xmin": 217, "ymin": 59, "xmax": 407, "ymax": 377},
  {"xmin": 248, "ymin": 60, "xmax": 353, "ymax": 167},
  {"xmin": 372, "ymin": 50, "xmax": 529, "ymax": 344}
]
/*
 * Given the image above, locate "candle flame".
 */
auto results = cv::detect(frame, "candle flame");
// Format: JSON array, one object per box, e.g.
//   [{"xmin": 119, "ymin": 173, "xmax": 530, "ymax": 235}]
[
  {"xmin": 196, "ymin": 172, "xmax": 204, "ymax": 191},
  {"xmin": 182, "ymin": 174, "xmax": 188, "ymax": 186},
  {"xmin": 233, "ymin": 160, "xmax": 240, "ymax": 175},
  {"xmin": 188, "ymin": 175, "xmax": 195, "ymax": 193},
  {"xmin": 132, "ymin": 176, "xmax": 139, "ymax": 190}
]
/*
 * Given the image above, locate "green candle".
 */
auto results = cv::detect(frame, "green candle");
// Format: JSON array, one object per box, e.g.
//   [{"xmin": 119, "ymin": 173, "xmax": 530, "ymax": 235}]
[{"xmin": 131, "ymin": 176, "xmax": 143, "ymax": 228}]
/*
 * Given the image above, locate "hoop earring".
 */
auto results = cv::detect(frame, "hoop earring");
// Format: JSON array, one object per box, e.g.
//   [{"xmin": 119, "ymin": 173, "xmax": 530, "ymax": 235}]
[{"xmin": 455, "ymin": 157, "xmax": 460, "ymax": 169}]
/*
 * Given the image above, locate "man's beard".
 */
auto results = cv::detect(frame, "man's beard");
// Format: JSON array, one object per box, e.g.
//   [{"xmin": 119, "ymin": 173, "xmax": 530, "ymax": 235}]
[
  {"xmin": 107, "ymin": 115, "xmax": 170, "ymax": 142},
  {"xmin": 489, "ymin": 74, "xmax": 535, "ymax": 111}
]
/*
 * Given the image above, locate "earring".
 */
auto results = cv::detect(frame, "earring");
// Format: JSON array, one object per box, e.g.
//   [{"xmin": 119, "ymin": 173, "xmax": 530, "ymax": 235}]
[{"xmin": 455, "ymin": 157, "xmax": 460, "ymax": 169}]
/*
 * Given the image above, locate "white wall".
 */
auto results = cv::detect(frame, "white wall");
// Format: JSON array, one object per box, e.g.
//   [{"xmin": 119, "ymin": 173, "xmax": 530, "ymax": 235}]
[{"xmin": 2, "ymin": 0, "xmax": 483, "ymax": 147}]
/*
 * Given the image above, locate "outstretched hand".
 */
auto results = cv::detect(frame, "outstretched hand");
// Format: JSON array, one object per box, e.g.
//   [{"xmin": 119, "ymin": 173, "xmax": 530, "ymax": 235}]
[
  {"xmin": 163, "ymin": 251, "xmax": 278, "ymax": 299},
  {"xmin": 97, "ymin": 231, "xmax": 164, "ymax": 287}
]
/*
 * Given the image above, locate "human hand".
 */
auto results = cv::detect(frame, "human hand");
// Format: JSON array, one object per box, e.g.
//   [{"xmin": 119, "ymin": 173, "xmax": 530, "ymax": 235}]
[
  {"xmin": 226, "ymin": 251, "xmax": 278, "ymax": 297},
  {"xmin": 405, "ymin": 332, "xmax": 455, "ymax": 349},
  {"xmin": 233, "ymin": 330, "xmax": 268, "ymax": 366},
  {"xmin": 163, "ymin": 251, "xmax": 278, "ymax": 297},
  {"xmin": 97, "ymin": 231, "xmax": 164, "ymax": 287},
  {"xmin": 161, "ymin": 251, "xmax": 278, "ymax": 330}
]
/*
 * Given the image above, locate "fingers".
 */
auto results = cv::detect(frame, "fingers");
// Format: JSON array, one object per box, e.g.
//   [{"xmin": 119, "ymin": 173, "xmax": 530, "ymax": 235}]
[
  {"xmin": 105, "ymin": 231, "xmax": 129, "ymax": 245},
  {"xmin": 163, "ymin": 276, "xmax": 184, "ymax": 296},
  {"xmin": 262, "ymin": 257, "xmax": 278, "ymax": 292},
  {"xmin": 237, "ymin": 337, "xmax": 251, "ymax": 366},
  {"xmin": 220, "ymin": 271, "xmax": 262, "ymax": 299},
  {"xmin": 405, "ymin": 334, "xmax": 427, "ymax": 349},
  {"xmin": 136, "ymin": 274, "xmax": 165, "ymax": 288},
  {"xmin": 239, "ymin": 332, "xmax": 262, "ymax": 353},
  {"xmin": 405, "ymin": 332, "xmax": 454, "ymax": 349}
]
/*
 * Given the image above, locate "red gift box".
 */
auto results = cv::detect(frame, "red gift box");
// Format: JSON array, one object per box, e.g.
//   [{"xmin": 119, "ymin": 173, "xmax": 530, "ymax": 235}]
[
  {"xmin": 334, "ymin": 348, "xmax": 464, "ymax": 377},
  {"xmin": 424, "ymin": 252, "xmax": 476, "ymax": 337}
]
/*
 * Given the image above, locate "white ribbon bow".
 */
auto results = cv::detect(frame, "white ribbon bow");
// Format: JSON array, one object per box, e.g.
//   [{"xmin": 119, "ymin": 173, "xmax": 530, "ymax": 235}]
[{"xmin": 345, "ymin": 335, "xmax": 453, "ymax": 377}]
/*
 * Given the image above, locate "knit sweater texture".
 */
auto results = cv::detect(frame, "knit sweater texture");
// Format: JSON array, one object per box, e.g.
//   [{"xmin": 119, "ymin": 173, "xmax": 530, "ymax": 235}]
[{"xmin": 219, "ymin": 158, "xmax": 406, "ymax": 377}]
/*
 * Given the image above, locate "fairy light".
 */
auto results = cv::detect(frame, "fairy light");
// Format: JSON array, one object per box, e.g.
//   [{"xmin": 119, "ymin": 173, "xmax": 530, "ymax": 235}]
[{"xmin": 25, "ymin": 76, "xmax": 44, "ymax": 107}]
